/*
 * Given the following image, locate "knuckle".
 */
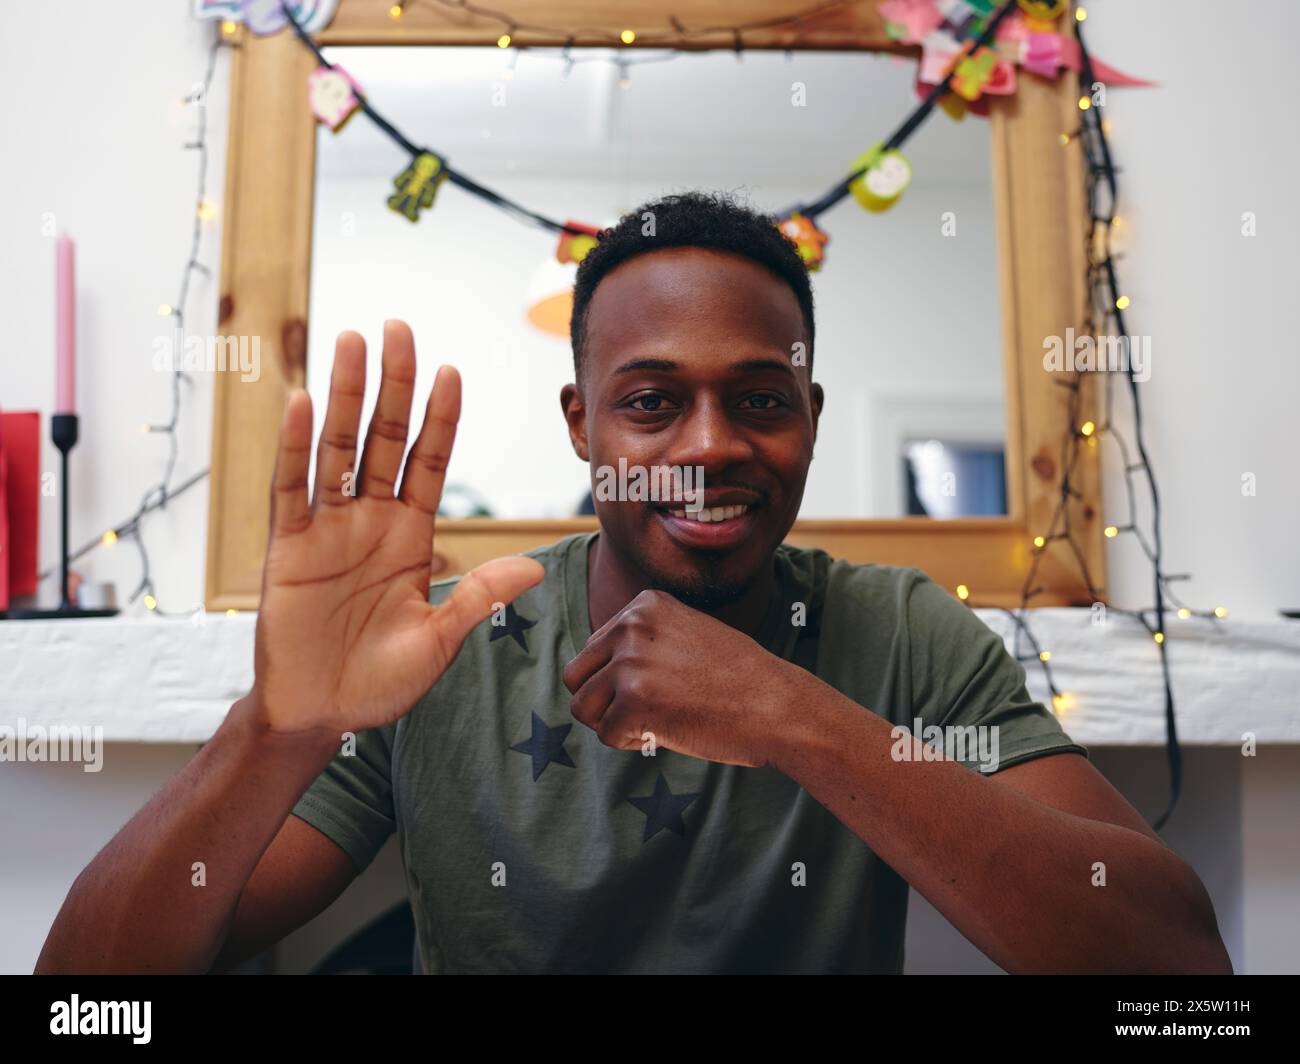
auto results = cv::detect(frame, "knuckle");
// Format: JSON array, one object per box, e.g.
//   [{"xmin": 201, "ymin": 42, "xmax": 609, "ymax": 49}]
[{"xmin": 368, "ymin": 416, "xmax": 408, "ymax": 443}]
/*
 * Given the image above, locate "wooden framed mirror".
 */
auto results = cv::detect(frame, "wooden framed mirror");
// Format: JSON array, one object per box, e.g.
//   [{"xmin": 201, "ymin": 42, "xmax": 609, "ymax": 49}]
[{"xmin": 205, "ymin": 0, "xmax": 1103, "ymax": 611}]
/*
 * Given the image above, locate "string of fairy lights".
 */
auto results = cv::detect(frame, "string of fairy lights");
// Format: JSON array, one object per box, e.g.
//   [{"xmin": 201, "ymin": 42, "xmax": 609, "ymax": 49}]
[
  {"xmin": 387, "ymin": 0, "xmax": 866, "ymax": 51},
  {"xmin": 38, "ymin": 36, "xmax": 222, "ymax": 617},
  {"xmin": 995, "ymin": 5, "xmax": 1219, "ymax": 830}
]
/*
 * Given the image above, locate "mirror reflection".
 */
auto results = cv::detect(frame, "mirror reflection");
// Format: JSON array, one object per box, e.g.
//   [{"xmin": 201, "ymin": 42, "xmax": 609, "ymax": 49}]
[{"xmin": 308, "ymin": 45, "xmax": 1006, "ymax": 518}]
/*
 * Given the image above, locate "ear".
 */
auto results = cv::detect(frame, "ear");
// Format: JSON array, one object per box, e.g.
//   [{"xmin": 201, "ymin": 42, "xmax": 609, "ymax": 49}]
[
  {"xmin": 809, "ymin": 382, "xmax": 824, "ymax": 445},
  {"xmin": 560, "ymin": 382, "xmax": 590, "ymax": 462}
]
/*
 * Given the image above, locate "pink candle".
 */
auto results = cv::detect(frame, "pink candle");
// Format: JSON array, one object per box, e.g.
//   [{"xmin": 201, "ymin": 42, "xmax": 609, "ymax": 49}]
[{"xmin": 55, "ymin": 235, "xmax": 76, "ymax": 415}]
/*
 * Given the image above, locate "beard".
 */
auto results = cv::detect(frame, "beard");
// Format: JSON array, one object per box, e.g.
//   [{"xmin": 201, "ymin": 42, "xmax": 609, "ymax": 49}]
[{"xmin": 644, "ymin": 554, "xmax": 750, "ymax": 611}]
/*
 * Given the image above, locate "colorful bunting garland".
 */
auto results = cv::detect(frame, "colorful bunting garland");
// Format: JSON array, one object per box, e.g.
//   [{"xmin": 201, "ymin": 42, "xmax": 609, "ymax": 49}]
[{"xmin": 272, "ymin": 1, "xmax": 1149, "ymax": 271}]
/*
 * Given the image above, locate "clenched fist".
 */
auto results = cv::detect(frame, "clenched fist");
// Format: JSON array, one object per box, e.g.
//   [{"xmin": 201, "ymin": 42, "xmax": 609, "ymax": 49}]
[{"xmin": 561, "ymin": 589, "xmax": 801, "ymax": 767}]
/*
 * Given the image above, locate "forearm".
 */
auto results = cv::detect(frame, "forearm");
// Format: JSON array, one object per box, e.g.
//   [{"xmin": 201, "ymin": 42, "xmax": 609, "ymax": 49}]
[
  {"xmin": 35, "ymin": 692, "xmax": 339, "ymax": 975},
  {"xmin": 767, "ymin": 667, "xmax": 1229, "ymax": 974}
]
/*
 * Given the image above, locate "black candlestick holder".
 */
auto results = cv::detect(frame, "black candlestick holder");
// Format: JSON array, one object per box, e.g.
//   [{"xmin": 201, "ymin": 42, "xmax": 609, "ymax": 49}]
[{"xmin": 4, "ymin": 414, "xmax": 119, "ymax": 619}]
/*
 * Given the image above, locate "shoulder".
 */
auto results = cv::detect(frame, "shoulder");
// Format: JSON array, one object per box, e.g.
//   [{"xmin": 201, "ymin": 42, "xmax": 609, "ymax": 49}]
[{"xmin": 777, "ymin": 543, "xmax": 935, "ymax": 619}]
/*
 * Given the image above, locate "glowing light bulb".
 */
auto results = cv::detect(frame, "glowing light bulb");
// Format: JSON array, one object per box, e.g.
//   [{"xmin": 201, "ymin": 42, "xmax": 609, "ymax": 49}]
[
  {"xmin": 1154, "ymin": 631, "xmax": 1165, "ymax": 645},
  {"xmin": 1078, "ymin": 96, "xmax": 1092, "ymax": 111},
  {"xmin": 144, "ymin": 594, "xmax": 158, "ymax": 611},
  {"xmin": 1080, "ymin": 420, "xmax": 1096, "ymax": 437},
  {"xmin": 220, "ymin": 19, "xmax": 238, "ymax": 37},
  {"xmin": 1115, "ymin": 295, "xmax": 1131, "ymax": 310},
  {"xmin": 956, "ymin": 584, "xmax": 970, "ymax": 601},
  {"xmin": 497, "ymin": 33, "xmax": 512, "ymax": 48},
  {"xmin": 1104, "ymin": 525, "xmax": 1118, "ymax": 538},
  {"xmin": 226, "ymin": 608, "xmax": 238, "ymax": 617},
  {"xmin": 101, "ymin": 530, "xmax": 117, "ymax": 546},
  {"xmin": 157, "ymin": 303, "xmax": 173, "ymax": 316},
  {"xmin": 1214, "ymin": 606, "xmax": 1227, "ymax": 619},
  {"xmin": 1033, "ymin": 536, "xmax": 1046, "ymax": 549},
  {"xmin": 1075, "ymin": 6, "xmax": 1088, "ymax": 20},
  {"xmin": 1052, "ymin": 692, "xmax": 1074, "ymax": 714},
  {"xmin": 620, "ymin": 29, "xmax": 636, "ymax": 44},
  {"xmin": 388, "ymin": 4, "xmax": 403, "ymax": 18},
  {"xmin": 196, "ymin": 199, "xmax": 217, "ymax": 221},
  {"xmin": 1039, "ymin": 651, "xmax": 1051, "ymax": 662},
  {"xmin": 1177, "ymin": 608, "xmax": 1191, "ymax": 620},
  {"xmin": 1059, "ymin": 132, "xmax": 1070, "ymax": 146}
]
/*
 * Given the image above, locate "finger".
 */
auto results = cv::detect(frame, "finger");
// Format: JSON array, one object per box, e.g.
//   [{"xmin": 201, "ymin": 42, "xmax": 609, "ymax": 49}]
[
  {"xmin": 569, "ymin": 667, "xmax": 616, "ymax": 731},
  {"xmin": 561, "ymin": 628, "xmax": 616, "ymax": 694},
  {"xmin": 562, "ymin": 591, "xmax": 648, "ymax": 691},
  {"xmin": 398, "ymin": 364, "xmax": 460, "ymax": 526},
  {"xmin": 312, "ymin": 331, "xmax": 367, "ymax": 511},
  {"xmin": 427, "ymin": 556, "xmax": 546, "ymax": 662},
  {"xmin": 358, "ymin": 319, "xmax": 417, "ymax": 499},
  {"xmin": 270, "ymin": 389, "xmax": 313, "ymax": 537}
]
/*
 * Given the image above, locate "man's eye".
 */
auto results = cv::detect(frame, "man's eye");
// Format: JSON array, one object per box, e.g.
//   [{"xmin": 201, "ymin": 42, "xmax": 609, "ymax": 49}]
[
  {"xmin": 628, "ymin": 395, "xmax": 670, "ymax": 412},
  {"xmin": 742, "ymin": 394, "xmax": 785, "ymax": 410}
]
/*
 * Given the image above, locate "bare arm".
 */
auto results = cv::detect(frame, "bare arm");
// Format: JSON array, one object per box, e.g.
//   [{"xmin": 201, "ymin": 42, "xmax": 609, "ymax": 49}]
[
  {"xmin": 770, "ymin": 669, "xmax": 1233, "ymax": 975},
  {"xmin": 36, "ymin": 322, "xmax": 543, "ymax": 975},
  {"xmin": 209, "ymin": 808, "xmax": 360, "ymax": 973},
  {"xmin": 36, "ymin": 693, "xmax": 348, "ymax": 974}
]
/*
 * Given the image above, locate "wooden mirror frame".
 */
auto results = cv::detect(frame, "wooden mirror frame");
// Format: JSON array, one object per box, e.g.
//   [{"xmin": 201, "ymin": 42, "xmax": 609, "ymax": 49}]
[{"xmin": 205, "ymin": 0, "xmax": 1103, "ymax": 611}]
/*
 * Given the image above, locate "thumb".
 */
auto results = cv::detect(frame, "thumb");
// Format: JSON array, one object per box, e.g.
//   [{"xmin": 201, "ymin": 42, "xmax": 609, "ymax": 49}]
[{"xmin": 427, "ymin": 555, "xmax": 546, "ymax": 660}]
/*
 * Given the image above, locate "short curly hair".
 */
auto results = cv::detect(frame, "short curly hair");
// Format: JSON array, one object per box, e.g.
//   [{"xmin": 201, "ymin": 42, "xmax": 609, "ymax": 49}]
[{"xmin": 569, "ymin": 191, "xmax": 815, "ymax": 381}]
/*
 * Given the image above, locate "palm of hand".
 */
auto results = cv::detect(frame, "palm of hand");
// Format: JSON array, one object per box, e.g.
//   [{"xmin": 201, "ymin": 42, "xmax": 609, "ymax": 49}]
[{"xmin": 251, "ymin": 322, "xmax": 543, "ymax": 738}]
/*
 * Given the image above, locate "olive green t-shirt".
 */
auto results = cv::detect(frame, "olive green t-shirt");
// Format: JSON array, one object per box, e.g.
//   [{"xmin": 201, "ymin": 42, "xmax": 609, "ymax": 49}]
[{"xmin": 291, "ymin": 532, "xmax": 1086, "ymax": 974}]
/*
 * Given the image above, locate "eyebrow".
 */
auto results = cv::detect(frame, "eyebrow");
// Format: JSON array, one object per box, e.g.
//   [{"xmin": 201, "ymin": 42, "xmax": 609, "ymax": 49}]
[{"xmin": 611, "ymin": 356, "xmax": 797, "ymax": 378}]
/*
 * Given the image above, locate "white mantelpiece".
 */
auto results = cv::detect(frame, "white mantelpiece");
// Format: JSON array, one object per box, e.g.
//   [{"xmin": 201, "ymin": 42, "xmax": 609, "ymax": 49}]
[{"xmin": 2, "ymin": 610, "xmax": 1298, "ymax": 744}]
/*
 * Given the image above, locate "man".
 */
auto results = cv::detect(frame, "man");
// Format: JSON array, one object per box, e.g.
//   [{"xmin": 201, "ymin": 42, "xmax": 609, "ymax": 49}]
[{"xmin": 37, "ymin": 193, "xmax": 1230, "ymax": 975}]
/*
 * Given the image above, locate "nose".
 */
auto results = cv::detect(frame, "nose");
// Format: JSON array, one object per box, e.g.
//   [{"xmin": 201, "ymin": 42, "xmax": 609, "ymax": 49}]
[{"xmin": 664, "ymin": 395, "xmax": 755, "ymax": 474}]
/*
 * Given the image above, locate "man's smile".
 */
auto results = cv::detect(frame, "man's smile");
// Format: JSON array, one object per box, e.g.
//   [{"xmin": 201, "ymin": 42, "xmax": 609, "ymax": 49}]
[{"xmin": 654, "ymin": 499, "xmax": 761, "ymax": 550}]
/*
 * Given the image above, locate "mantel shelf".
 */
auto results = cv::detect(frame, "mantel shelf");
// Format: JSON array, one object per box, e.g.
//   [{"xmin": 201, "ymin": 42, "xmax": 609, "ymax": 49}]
[{"xmin": 2, "ymin": 610, "xmax": 1297, "ymax": 745}]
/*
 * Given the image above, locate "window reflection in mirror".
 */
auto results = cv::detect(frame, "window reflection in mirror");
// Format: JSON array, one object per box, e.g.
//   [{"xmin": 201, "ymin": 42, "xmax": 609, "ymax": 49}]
[{"xmin": 308, "ymin": 46, "xmax": 1006, "ymax": 519}]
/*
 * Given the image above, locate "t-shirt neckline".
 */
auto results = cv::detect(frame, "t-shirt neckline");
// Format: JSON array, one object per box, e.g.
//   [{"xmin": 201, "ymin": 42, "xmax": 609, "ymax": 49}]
[{"xmin": 561, "ymin": 530, "xmax": 794, "ymax": 660}]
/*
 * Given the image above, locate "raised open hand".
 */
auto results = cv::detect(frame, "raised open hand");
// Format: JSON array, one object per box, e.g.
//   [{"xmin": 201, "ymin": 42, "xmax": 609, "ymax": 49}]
[{"xmin": 249, "ymin": 320, "xmax": 544, "ymax": 738}]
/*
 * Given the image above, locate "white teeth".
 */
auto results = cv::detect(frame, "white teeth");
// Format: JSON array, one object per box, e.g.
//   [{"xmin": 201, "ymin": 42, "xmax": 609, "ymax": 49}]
[{"xmin": 667, "ymin": 504, "xmax": 749, "ymax": 523}]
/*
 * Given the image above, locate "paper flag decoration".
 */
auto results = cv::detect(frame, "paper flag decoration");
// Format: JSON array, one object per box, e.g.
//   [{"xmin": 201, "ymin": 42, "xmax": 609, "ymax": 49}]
[
  {"xmin": 876, "ymin": 0, "xmax": 1154, "ymax": 102},
  {"xmin": 191, "ymin": 0, "xmax": 243, "ymax": 19},
  {"xmin": 880, "ymin": 0, "xmax": 943, "ymax": 42},
  {"xmin": 213, "ymin": 0, "xmax": 339, "ymax": 36},
  {"xmin": 850, "ymin": 145, "xmax": 912, "ymax": 212},
  {"xmin": 309, "ymin": 66, "xmax": 361, "ymax": 131},
  {"xmin": 1016, "ymin": 0, "xmax": 1067, "ymax": 20},
  {"xmin": 387, "ymin": 152, "xmax": 448, "ymax": 222},
  {"xmin": 778, "ymin": 213, "xmax": 829, "ymax": 270},
  {"xmin": 555, "ymin": 221, "xmax": 601, "ymax": 265}
]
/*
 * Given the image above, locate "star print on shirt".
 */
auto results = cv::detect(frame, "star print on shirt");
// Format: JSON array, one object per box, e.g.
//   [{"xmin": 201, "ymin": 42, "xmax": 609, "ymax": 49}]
[
  {"xmin": 628, "ymin": 773, "xmax": 700, "ymax": 843},
  {"xmin": 489, "ymin": 603, "xmax": 538, "ymax": 652},
  {"xmin": 509, "ymin": 712, "xmax": 576, "ymax": 781}
]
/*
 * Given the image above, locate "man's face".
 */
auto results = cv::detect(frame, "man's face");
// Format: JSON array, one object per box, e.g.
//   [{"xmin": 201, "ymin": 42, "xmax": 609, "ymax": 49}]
[{"xmin": 561, "ymin": 246, "xmax": 823, "ymax": 608}]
